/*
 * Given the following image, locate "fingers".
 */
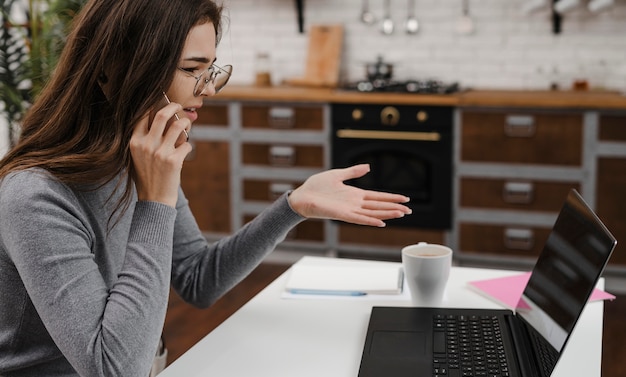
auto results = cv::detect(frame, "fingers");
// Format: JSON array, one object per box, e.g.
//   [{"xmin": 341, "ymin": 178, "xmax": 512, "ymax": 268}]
[
  {"xmin": 148, "ymin": 102, "xmax": 189, "ymax": 147},
  {"xmin": 150, "ymin": 102, "xmax": 181, "ymax": 135},
  {"xmin": 363, "ymin": 190, "xmax": 410, "ymax": 204},
  {"xmin": 132, "ymin": 113, "xmax": 150, "ymax": 138},
  {"xmin": 341, "ymin": 209, "xmax": 404, "ymax": 227},
  {"xmin": 337, "ymin": 164, "xmax": 371, "ymax": 181},
  {"xmin": 130, "ymin": 101, "xmax": 192, "ymax": 207},
  {"xmin": 362, "ymin": 202, "xmax": 412, "ymax": 216},
  {"xmin": 351, "ymin": 194, "xmax": 412, "ymax": 227}
]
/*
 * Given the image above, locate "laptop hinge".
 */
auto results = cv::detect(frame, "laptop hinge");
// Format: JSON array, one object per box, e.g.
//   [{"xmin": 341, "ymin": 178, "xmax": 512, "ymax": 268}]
[{"xmin": 506, "ymin": 314, "xmax": 540, "ymax": 377}]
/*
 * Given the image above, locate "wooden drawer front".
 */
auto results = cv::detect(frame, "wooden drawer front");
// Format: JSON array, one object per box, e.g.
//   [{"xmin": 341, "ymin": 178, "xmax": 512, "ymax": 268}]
[
  {"xmin": 460, "ymin": 223, "xmax": 551, "ymax": 258},
  {"xmin": 338, "ymin": 224, "xmax": 445, "ymax": 248},
  {"xmin": 242, "ymin": 143, "xmax": 324, "ymax": 167},
  {"xmin": 196, "ymin": 104, "xmax": 229, "ymax": 126},
  {"xmin": 596, "ymin": 158, "xmax": 626, "ymax": 266},
  {"xmin": 460, "ymin": 178, "xmax": 580, "ymax": 212},
  {"xmin": 241, "ymin": 105, "xmax": 323, "ymax": 130},
  {"xmin": 243, "ymin": 215, "xmax": 325, "ymax": 242},
  {"xmin": 243, "ymin": 180, "xmax": 303, "ymax": 201},
  {"xmin": 599, "ymin": 114, "xmax": 626, "ymax": 142},
  {"xmin": 461, "ymin": 111, "xmax": 583, "ymax": 166},
  {"xmin": 181, "ymin": 141, "xmax": 231, "ymax": 233}
]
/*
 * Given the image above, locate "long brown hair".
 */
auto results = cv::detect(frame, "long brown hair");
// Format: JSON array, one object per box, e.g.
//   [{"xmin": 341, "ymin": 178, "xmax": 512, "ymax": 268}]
[{"xmin": 0, "ymin": 0, "xmax": 223, "ymax": 220}]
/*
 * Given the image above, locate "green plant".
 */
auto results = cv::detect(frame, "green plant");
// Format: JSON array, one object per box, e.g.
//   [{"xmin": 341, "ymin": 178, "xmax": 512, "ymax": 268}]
[
  {"xmin": 0, "ymin": 0, "xmax": 86, "ymax": 147},
  {"xmin": 0, "ymin": 0, "xmax": 29, "ymax": 144}
]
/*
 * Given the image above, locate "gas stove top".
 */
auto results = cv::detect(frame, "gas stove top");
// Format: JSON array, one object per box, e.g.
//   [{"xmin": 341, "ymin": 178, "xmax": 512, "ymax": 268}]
[{"xmin": 340, "ymin": 79, "xmax": 460, "ymax": 94}]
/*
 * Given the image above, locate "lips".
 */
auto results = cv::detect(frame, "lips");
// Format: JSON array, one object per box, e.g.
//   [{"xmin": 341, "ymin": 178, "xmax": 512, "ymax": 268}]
[{"xmin": 184, "ymin": 108, "xmax": 198, "ymax": 123}]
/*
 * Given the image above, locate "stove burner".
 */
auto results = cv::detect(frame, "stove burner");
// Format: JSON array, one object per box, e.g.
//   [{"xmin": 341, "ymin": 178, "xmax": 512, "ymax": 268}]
[{"xmin": 342, "ymin": 79, "xmax": 460, "ymax": 94}]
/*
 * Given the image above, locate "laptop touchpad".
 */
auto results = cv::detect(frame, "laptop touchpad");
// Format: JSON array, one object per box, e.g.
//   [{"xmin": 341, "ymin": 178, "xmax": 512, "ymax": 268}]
[{"xmin": 370, "ymin": 331, "xmax": 426, "ymax": 358}]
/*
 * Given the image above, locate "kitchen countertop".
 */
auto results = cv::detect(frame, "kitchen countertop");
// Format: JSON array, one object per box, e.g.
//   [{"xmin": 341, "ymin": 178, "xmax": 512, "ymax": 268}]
[{"xmin": 214, "ymin": 85, "xmax": 626, "ymax": 110}]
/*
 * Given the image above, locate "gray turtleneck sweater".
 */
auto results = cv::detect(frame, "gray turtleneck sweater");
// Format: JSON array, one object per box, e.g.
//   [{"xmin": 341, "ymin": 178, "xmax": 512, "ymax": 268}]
[{"xmin": 0, "ymin": 168, "xmax": 304, "ymax": 376}]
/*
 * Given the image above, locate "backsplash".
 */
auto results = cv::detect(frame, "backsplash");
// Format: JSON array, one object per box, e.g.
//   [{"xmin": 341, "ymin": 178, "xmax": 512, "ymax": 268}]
[{"xmin": 216, "ymin": 0, "xmax": 626, "ymax": 91}]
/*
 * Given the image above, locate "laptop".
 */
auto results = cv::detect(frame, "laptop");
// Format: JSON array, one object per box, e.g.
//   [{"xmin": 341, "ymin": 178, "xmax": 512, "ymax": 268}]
[{"xmin": 358, "ymin": 189, "xmax": 617, "ymax": 377}]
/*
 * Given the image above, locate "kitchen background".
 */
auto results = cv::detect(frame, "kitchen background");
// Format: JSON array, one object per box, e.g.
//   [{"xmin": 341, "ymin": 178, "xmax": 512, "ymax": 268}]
[
  {"xmin": 1, "ymin": 0, "xmax": 625, "ymax": 153},
  {"xmin": 216, "ymin": 0, "xmax": 626, "ymax": 91}
]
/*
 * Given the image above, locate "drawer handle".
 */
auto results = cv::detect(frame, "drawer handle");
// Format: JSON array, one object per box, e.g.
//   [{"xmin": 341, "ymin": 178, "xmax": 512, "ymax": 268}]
[
  {"xmin": 336, "ymin": 129, "xmax": 441, "ymax": 141},
  {"xmin": 269, "ymin": 182, "xmax": 294, "ymax": 200},
  {"xmin": 504, "ymin": 228, "xmax": 534, "ymax": 251},
  {"xmin": 269, "ymin": 146, "xmax": 295, "ymax": 166},
  {"xmin": 502, "ymin": 182, "xmax": 534, "ymax": 204},
  {"xmin": 504, "ymin": 115, "xmax": 535, "ymax": 137},
  {"xmin": 268, "ymin": 107, "xmax": 295, "ymax": 128}
]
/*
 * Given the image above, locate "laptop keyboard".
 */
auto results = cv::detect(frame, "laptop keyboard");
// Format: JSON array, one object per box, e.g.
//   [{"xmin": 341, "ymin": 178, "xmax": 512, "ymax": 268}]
[
  {"xmin": 433, "ymin": 314, "xmax": 511, "ymax": 377},
  {"xmin": 527, "ymin": 324, "xmax": 559, "ymax": 377}
]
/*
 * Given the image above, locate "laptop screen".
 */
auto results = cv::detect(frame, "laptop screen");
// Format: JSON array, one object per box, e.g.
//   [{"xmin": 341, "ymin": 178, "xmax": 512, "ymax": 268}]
[{"xmin": 517, "ymin": 190, "xmax": 617, "ymax": 353}]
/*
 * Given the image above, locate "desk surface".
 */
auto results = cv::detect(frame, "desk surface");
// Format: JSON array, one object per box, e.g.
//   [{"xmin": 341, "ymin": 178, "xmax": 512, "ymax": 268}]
[{"xmin": 159, "ymin": 259, "xmax": 604, "ymax": 377}]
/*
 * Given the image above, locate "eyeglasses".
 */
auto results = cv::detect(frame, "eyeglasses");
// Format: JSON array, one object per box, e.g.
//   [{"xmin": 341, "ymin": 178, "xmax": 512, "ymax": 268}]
[{"xmin": 178, "ymin": 64, "xmax": 233, "ymax": 96}]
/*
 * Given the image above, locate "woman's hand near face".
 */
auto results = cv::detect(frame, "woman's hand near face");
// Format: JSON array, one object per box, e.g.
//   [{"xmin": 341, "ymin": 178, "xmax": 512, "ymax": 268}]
[
  {"xmin": 288, "ymin": 164, "xmax": 412, "ymax": 227},
  {"xmin": 130, "ymin": 102, "xmax": 192, "ymax": 207}
]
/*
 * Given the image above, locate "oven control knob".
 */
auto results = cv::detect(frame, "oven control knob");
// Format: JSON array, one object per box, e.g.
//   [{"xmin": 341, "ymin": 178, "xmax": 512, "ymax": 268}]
[
  {"xmin": 352, "ymin": 108, "xmax": 363, "ymax": 121},
  {"xmin": 417, "ymin": 110, "xmax": 428, "ymax": 123},
  {"xmin": 380, "ymin": 106, "xmax": 400, "ymax": 126}
]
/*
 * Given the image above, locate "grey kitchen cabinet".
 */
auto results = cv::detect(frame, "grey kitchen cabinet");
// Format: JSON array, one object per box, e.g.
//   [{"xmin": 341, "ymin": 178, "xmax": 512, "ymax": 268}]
[
  {"xmin": 182, "ymin": 96, "xmax": 626, "ymax": 273},
  {"xmin": 453, "ymin": 107, "xmax": 626, "ymax": 274}
]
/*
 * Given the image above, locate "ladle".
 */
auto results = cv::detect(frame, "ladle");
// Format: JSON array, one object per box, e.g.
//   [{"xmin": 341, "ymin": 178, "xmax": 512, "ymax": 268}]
[
  {"xmin": 456, "ymin": 0, "xmax": 475, "ymax": 35},
  {"xmin": 381, "ymin": 0, "xmax": 394, "ymax": 35},
  {"xmin": 406, "ymin": 0, "xmax": 419, "ymax": 34},
  {"xmin": 360, "ymin": 0, "xmax": 375, "ymax": 24}
]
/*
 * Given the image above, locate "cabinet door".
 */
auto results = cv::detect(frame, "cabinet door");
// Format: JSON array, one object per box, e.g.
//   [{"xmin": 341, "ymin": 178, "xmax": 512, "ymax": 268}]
[
  {"xmin": 596, "ymin": 158, "xmax": 626, "ymax": 266},
  {"xmin": 460, "ymin": 178, "xmax": 580, "ymax": 212},
  {"xmin": 242, "ymin": 144, "xmax": 324, "ymax": 168},
  {"xmin": 459, "ymin": 223, "xmax": 550, "ymax": 259},
  {"xmin": 243, "ymin": 179, "xmax": 303, "ymax": 202},
  {"xmin": 181, "ymin": 140, "xmax": 231, "ymax": 233},
  {"xmin": 196, "ymin": 104, "xmax": 229, "ymax": 126},
  {"xmin": 461, "ymin": 111, "xmax": 583, "ymax": 166},
  {"xmin": 241, "ymin": 105, "xmax": 323, "ymax": 130},
  {"xmin": 598, "ymin": 114, "xmax": 626, "ymax": 142}
]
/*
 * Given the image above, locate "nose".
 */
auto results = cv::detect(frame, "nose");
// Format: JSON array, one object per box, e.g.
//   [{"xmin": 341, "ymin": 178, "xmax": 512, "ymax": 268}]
[{"xmin": 199, "ymin": 81, "xmax": 217, "ymax": 97}]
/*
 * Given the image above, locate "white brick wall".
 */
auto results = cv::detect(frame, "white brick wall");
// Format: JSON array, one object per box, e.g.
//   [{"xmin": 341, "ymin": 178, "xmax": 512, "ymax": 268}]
[
  {"xmin": 217, "ymin": 0, "xmax": 626, "ymax": 91},
  {"xmin": 3, "ymin": 0, "xmax": 626, "ymax": 153}
]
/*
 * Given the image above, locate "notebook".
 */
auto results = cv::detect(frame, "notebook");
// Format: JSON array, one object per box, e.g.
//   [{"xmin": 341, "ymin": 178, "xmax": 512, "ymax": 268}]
[
  {"xmin": 285, "ymin": 256, "xmax": 404, "ymax": 295},
  {"xmin": 358, "ymin": 189, "xmax": 617, "ymax": 377}
]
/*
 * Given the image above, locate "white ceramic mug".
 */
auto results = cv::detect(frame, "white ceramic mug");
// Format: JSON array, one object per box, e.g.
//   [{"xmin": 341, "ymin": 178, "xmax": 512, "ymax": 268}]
[{"xmin": 402, "ymin": 242, "xmax": 452, "ymax": 307}]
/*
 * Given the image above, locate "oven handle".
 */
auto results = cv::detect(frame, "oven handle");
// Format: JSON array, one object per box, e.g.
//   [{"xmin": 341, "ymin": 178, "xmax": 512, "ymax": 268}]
[{"xmin": 336, "ymin": 129, "xmax": 441, "ymax": 141}]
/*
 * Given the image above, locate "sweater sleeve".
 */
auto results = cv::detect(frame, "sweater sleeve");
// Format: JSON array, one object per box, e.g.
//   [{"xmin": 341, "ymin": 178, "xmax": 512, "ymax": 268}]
[
  {"xmin": 170, "ymin": 189, "xmax": 305, "ymax": 308},
  {"xmin": 0, "ymin": 171, "xmax": 177, "ymax": 376}
]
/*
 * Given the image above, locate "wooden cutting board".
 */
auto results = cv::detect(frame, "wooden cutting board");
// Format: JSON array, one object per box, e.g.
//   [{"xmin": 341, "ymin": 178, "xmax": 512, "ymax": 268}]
[{"xmin": 284, "ymin": 24, "xmax": 343, "ymax": 88}]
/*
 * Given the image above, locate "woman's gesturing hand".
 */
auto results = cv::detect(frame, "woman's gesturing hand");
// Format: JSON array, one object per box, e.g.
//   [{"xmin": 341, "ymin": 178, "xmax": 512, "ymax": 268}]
[
  {"xmin": 288, "ymin": 164, "xmax": 412, "ymax": 227},
  {"xmin": 130, "ymin": 102, "xmax": 192, "ymax": 207}
]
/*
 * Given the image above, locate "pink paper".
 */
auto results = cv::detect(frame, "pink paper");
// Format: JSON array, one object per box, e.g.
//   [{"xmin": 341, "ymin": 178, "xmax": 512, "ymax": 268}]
[{"xmin": 468, "ymin": 272, "xmax": 615, "ymax": 310}]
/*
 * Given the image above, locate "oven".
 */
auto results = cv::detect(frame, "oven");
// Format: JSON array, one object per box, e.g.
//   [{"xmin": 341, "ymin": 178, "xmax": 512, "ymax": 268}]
[{"xmin": 331, "ymin": 103, "xmax": 453, "ymax": 229}]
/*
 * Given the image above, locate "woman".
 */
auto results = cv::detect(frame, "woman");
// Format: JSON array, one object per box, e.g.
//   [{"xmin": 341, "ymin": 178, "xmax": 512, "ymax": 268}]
[{"xmin": 0, "ymin": 0, "xmax": 411, "ymax": 375}]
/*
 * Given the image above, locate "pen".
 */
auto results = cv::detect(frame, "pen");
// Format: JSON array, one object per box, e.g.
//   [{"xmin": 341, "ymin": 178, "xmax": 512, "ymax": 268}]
[{"xmin": 288, "ymin": 289, "xmax": 367, "ymax": 296}]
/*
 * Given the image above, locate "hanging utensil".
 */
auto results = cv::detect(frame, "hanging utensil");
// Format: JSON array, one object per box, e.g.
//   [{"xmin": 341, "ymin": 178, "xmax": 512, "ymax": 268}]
[
  {"xmin": 360, "ymin": 0, "xmax": 376, "ymax": 24},
  {"xmin": 456, "ymin": 0, "xmax": 475, "ymax": 35},
  {"xmin": 406, "ymin": 0, "xmax": 419, "ymax": 34},
  {"xmin": 381, "ymin": 0, "xmax": 394, "ymax": 35}
]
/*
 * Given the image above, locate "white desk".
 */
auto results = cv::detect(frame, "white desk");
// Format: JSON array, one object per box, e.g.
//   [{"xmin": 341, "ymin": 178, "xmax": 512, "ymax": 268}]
[{"xmin": 159, "ymin": 258, "xmax": 604, "ymax": 377}]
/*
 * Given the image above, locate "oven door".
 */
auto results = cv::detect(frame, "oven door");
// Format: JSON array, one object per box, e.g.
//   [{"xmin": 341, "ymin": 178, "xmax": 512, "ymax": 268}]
[{"xmin": 331, "ymin": 104, "xmax": 453, "ymax": 229}]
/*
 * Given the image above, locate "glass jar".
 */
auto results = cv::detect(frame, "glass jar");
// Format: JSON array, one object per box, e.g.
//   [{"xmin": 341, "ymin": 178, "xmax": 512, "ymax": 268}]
[{"xmin": 255, "ymin": 52, "xmax": 272, "ymax": 87}]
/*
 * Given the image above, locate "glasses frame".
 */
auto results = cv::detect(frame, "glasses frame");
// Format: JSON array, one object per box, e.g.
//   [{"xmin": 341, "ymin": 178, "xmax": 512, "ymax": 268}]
[{"xmin": 178, "ymin": 63, "xmax": 232, "ymax": 96}]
